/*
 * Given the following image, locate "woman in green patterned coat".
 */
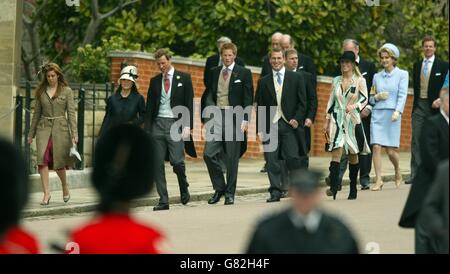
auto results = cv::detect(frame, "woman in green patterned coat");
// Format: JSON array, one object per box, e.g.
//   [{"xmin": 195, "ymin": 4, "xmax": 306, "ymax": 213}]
[
  {"xmin": 27, "ymin": 63, "xmax": 78, "ymax": 206},
  {"xmin": 323, "ymin": 51, "xmax": 370, "ymax": 200}
]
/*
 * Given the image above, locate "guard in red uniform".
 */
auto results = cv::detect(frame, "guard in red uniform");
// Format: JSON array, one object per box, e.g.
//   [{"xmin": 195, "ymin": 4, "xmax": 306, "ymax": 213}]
[
  {"xmin": 0, "ymin": 139, "xmax": 39, "ymax": 254},
  {"xmin": 67, "ymin": 124, "xmax": 166, "ymax": 254}
]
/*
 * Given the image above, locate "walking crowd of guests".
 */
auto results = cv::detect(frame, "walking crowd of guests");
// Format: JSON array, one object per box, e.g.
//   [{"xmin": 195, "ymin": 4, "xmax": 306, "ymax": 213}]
[{"xmin": 0, "ymin": 32, "xmax": 448, "ymax": 254}]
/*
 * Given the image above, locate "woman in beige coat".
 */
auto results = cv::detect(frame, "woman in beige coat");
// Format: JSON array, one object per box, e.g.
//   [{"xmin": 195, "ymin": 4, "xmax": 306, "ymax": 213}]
[{"xmin": 27, "ymin": 63, "xmax": 77, "ymax": 205}]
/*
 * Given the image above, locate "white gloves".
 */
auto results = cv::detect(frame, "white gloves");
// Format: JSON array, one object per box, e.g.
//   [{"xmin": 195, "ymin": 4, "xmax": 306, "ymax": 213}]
[
  {"xmin": 391, "ymin": 111, "xmax": 401, "ymax": 121},
  {"xmin": 374, "ymin": 91, "xmax": 389, "ymax": 101}
]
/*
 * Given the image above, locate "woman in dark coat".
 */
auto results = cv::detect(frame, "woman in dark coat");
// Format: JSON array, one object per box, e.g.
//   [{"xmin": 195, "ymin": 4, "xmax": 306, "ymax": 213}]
[{"xmin": 99, "ymin": 65, "xmax": 146, "ymax": 135}]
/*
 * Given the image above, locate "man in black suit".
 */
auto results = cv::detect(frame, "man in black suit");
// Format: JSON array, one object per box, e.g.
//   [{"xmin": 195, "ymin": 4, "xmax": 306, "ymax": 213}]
[
  {"xmin": 203, "ymin": 42, "xmax": 253, "ymax": 205},
  {"xmin": 416, "ymin": 160, "xmax": 449, "ymax": 254},
  {"xmin": 256, "ymin": 48, "xmax": 307, "ymax": 202},
  {"xmin": 399, "ymin": 88, "xmax": 449, "ymax": 253},
  {"xmin": 326, "ymin": 39, "xmax": 377, "ymax": 192},
  {"xmin": 409, "ymin": 35, "xmax": 449, "ymax": 185},
  {"xmin": 144, "ymin": 48, "xmax": 196, "ymax": 211},
  {"xmin": 202, "ymin": 37, "xmax": 245, "ymax": 172},
  {"xmin": 246, "ymin": 169, "xmax": 359, "ymax": 254}
]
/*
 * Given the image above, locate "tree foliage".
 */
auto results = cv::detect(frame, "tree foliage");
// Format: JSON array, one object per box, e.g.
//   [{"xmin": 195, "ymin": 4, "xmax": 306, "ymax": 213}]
[{"xmin": 27, "ymin": 0, "xmax": 449, "ymax": 82}]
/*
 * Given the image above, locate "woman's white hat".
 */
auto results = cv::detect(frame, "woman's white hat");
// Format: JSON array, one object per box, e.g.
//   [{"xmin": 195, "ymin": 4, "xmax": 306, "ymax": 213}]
[{"xmin": 119, "ymin": 65, "xmax": 138, "ymax": 83}]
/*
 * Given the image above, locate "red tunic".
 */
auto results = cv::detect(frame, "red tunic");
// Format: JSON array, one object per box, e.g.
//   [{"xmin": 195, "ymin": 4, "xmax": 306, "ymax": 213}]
[
  {"xmin": 68, "ymin": 213, "xmax": 165, "ymax": 254},
  {"xmin": 0, "ymin": 226, "xmax": 39, "ymax": 254}
]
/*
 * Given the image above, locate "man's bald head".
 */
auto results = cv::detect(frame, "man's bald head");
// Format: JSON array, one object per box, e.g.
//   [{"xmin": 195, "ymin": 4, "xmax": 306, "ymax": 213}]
[
  {"xmin": 281, "ymin": 34, "xmax": 295, "ymax": 50},
  {"xmin": 271, "ymin": 32, "xmax": 283, "ymax": 50}
]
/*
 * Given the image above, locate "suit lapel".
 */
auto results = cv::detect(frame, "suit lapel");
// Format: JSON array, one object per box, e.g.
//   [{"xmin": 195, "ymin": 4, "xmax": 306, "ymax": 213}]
[
  {"xmin": 229, "ymin": 66, "xmax": 237, "ymax": 94},
  {"xmin": 155, "ymin": 74, "xmax": 163, "ymax": 110},
  {"xmin": 265, "ymin": 72, "xmax": 277, "ymax": 103},
  {"xmin": 212, "ymin": 66, "xmax": 221, "ymax": 94},
  {"xmin": 171, "ymin": 70, "xmax": 179, "ymax": 101},
  {"xmin": 429, "ymin": 59, "xmax": 438, "ymax": 82}
]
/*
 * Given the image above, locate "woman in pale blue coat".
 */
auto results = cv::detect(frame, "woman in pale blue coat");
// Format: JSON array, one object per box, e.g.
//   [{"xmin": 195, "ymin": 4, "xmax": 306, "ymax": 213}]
[{"xmin": 370, "ymin": 43, "xmax": 408, "ymax": 191}]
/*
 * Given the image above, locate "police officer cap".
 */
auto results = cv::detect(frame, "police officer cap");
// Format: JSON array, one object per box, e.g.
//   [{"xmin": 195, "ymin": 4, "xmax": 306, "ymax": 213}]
[{"xmin": 289, "ymin": 169, "xmax": 323, "ymax": 193}]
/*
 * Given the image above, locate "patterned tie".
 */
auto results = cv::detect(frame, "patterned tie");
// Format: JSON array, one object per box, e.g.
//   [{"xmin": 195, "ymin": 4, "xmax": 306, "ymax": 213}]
[
  {"xmin": 164, "ymin": 73, "xmax": 170, "ymax": 93},
  {"xmin": 423, "ymin": 59, "xmax": 429, "ymax": 77},
  {"xmin": 223, "ymin": 67, "xmax": 229, "ymax": 80},
  {"xmin": 276, "ymin": 72, "xmax": 282, "ymax": 86}
]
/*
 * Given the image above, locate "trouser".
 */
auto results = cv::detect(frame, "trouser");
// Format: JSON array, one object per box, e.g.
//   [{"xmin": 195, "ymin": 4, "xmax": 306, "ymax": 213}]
[{"xmin": 410, "ymin": 99, "xmax": 432, "ymax": 182}]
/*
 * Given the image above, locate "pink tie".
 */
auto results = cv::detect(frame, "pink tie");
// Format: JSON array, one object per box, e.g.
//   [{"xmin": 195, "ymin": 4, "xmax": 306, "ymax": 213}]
[
  {"xmin": 223, "ymin": 68, "xmax": 229, "ymax": 80},
  {"xmin": 164, "ymin": 74, "xmax": 170, "ymax": 93}
]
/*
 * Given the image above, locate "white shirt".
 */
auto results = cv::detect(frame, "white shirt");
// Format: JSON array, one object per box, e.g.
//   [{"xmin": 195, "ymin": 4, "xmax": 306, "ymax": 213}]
[
  {"xmin": 441, "ymin": 108, "xmax": 449, "ymax": 124},
  {"xmin": 355, "ymin": 56, "xmax": 360, "ymax": 65},
  {"xmin": 289, "ymin": 209, "xmax": 322, "ymax": 233},
  {"xmin": 222, "ymin": 62, "xmax": 235, "ymax": 75},
  {"xmin": 422, "ymin": 55, "xmax": 435, "ymax": 76},
  {"xmin": 272, "ymin": 67, "xmax": 286, "ymax": 86}
]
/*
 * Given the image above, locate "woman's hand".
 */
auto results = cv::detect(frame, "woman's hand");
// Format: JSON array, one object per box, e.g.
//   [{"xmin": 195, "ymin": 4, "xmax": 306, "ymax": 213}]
[
  {"xmin": 323, "ymin": 120, "xmax": 330, "ymax": 133},
  {"xmin": 391, "ymin": 111, "xmax": 401, "ymax": 121},
  {"xmin": 27, "ymin": 136, "xmax": 33, "ymax": 144},
  {"xmin": 374, "ymin": 91, "xmax": 389, "ymax": 101},
  {"xmin": 346, "ymin": 104, "xmax": 356, "ymax": 113},
  {"xmin": 72, "ymin": 136, "xmax": 78, "ymax": 144}
]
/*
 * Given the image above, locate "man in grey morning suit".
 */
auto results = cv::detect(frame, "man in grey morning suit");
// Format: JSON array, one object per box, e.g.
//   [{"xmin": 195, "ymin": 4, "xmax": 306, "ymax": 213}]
[
  {"xmin": 203, "ymin": 42, "xmax": 254, "ymax": 205},
  {"xmin": 145, "ymin": 48, "xmax": 196, "ymax": 211}
]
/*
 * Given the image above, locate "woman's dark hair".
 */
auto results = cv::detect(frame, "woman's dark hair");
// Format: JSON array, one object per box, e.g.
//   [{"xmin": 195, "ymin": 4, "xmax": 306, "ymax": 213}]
[
  {"xmin": 92, "ymin": 124, "xmax": 155, "ymax": 213},
  {"xmin": 0, "ymin": 139, "xmax": 29, "ymax": 236}
]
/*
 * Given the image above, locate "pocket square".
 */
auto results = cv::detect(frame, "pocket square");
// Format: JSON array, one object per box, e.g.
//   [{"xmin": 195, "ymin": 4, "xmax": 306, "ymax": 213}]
[
  {"xmin": 299, "ymin": 66, "xmax": 304, "ymax": 69},
  {"xmin": 435, "ymin": 73, "xmax": 442, "ymax": 76},
  {"xmin": 234, "ymin": 79, "xmax": 242, "ymax": 83},
  {"xmin": 362, "ymin": 72, "xmax": 367, "ymax": 76},
  {"xmin": 177, "ymin": 83, "xmax": 183, "ymax": 87}
]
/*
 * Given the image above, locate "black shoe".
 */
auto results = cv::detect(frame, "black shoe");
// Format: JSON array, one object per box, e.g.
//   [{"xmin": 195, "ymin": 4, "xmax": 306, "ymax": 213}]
[
  {"xmin": 361, "ymin": 185, "xmax": 370, "ymax": 190},
  {"xmin": 153, "ymin": 204, "xmax": 169, "ymax": 211},
  {"xmin": 405, "ymin": 180, "xmax": 412, "ymax": 185},
  {"xmin": 266, "ymin": 195, "xmax": 281, "ymax": 203},
  {"xmin": 280, "ymin": 191, "xmax": 288, "ymax": 198},
  {"xmin": 224, "ymin": 197, "xmax": 234, "ymax": 205},
  {"xmin": 181, "ymin": 190, "xmax": 190, "ymax": 205},
  {"xmin": 208, "ymin": 192, "xmax": 223, "ymax": 204},
  {"xmin": 326, "ymin": 188, "xmax": 333, "ymax": 196},
  {"xmin": 338, "ymin": 184, "xmax": 342, "ymax": 191},
  {"xmin": 325, "ymin": 176, "xmax": 330, "ymax": 186},
  {"xmin": 260, "ymin": 163, "xmax": 267, "ymax": 173}
]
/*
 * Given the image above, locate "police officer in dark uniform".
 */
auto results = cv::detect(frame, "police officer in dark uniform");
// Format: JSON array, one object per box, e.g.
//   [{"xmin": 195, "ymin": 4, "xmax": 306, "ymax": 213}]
[{"xmin": 246, "ymin": 169, "xmax": 359, "ymax": 254}]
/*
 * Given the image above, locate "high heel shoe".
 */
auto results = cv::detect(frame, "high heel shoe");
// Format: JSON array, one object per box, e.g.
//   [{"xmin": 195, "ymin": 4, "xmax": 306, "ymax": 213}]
[
  {"xmin": 40, "ymin": 195, "xmax": 51, "ymax": 206},
  {"xmin": 395, "ymin": 172, "xmax": 402, "ymax": 188},
  {"xmin": 371, "ymin": 180, "xmax": 384, "ymax": 191},
  {"xmin": 63, "ymin": 194, "xmax": 71, "ymax": 203}
]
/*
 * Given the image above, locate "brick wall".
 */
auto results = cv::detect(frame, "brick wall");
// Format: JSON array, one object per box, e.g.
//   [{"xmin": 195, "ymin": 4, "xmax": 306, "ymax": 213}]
[{"xmin": 109, "ymin": 51, "xmax": 412, "ymax": 159}]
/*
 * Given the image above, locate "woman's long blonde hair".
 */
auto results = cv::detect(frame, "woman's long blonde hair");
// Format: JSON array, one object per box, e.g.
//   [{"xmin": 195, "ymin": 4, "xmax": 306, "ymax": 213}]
[{"xmin": 35, "ymin": 63, "xmax": 68, "ymax": 99}]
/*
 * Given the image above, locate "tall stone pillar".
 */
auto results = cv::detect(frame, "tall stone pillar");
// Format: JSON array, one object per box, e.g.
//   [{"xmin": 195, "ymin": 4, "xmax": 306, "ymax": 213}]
[{"xmin": 0, "ymin": 0, "xmax": 23, "ymax": 139}]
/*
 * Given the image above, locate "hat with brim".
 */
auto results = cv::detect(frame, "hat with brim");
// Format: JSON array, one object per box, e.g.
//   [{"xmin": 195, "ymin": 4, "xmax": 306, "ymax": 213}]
[
  {"xmin": 289, "ymin": 169, "xmax": 323, "ymax": 193},
  {"xmin": 338, "ymin": 51, "xmax": 356, "ymax": 64},
  {"xmin": 119, "ymin": 65, "xmax": 138, "ymax": 83}
]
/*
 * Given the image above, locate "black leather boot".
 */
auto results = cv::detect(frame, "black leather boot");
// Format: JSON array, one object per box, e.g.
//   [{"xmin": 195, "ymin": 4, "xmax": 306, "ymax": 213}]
[
  {"xmin": 348, "ymin": 163, "xmax": 359, "ymax": 200},
  {"xmin": 327, "ymin": 161, "xmax": 340, "ymax": 200}
]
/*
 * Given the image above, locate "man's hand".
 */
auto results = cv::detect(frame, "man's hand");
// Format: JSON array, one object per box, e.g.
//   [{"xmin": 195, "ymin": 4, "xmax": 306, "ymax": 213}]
[
  {"xmin": 323, "ymin": 120, "xmax": 330, "ymax": 133},
  {"xmin": 241, "ymin": 121, "xmax": 248, "ymax": 133},
  {"xmin": 360, "ymin": 107, "xmax": 371, "ymax": 118},
  {"xmin": 27, "ymin": 136, "xmax": 33, "ymax": 144},
  {"xmin": 289, "ymin": 119, "xmax": 299, "ymax": 129},
  {"xmin": 72, "ymin": 136, "xmax": 78, "ymax": 144},
  {"xmin": 432, "ymin": 98, "xmax": 441, "ymax": 109},
  {"xmin": 304, "ymin": 118, "xmax": 313, "ymax": 128},
  {"xmin": 182, "ymin": 127, "xmax": 191, "ymax": 139}
]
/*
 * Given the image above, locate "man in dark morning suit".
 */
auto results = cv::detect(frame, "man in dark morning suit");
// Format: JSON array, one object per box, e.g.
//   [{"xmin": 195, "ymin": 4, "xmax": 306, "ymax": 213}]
[
  {"xmin": 399, "ymin": 87, "xmax": 449, "ymax": 253},
  {"xmin": 279, "ymin": 48, "xmax": 317, "ymax": 195},
  {"xmin": 325, "ymin": 39, "xmax": 377, "ymax": 193},
  {"xmin": 203, "ymin": 42, "xmax": 253, "ymax": 205},
  {"xmin": 202, "ymin": 36, "xmax": 245, "ymax": 173},
  {"xmin": 246, "ymin": 170, "xmax": 359, "ymax": 254},
  {"xmin": 409, "ymin": 35, "xmax": 449, "ymax": 185},
  {"xmin": 416, "ymin": 160, "xmax": 449, "ymax": 254},
  {"xmin": 144, "ymin": 48, "xmax": 197, "ymax": 211},
  {"xmin": 256, "ymin": 48, "xmax": 307, "ymax": 203}
]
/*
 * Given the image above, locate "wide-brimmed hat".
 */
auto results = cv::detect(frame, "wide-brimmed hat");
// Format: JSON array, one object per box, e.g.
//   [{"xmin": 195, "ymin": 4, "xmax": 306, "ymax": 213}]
[
  {"xmin": 119, "ymin": 65, "xmax": 138, "ymax": 83},
  {"xmin": 338, "ymin": 51, "xmax": 356, "ymax": 64}
]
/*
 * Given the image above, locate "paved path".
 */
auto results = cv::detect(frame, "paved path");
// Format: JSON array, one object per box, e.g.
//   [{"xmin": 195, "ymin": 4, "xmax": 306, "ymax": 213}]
[{"xmin": 24, "ymin": 153, "xmax": 412, "ymax": 218}]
